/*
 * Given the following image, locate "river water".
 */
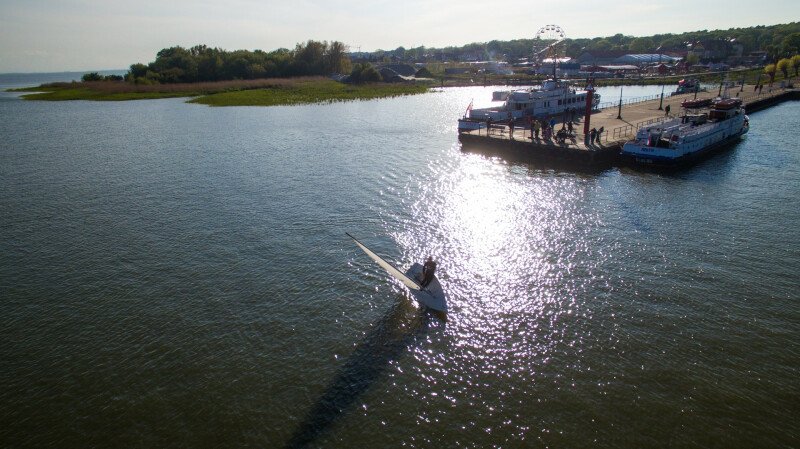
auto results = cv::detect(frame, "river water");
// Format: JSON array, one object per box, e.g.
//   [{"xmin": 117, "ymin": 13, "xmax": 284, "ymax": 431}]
[{"xmin": 1, "ymin": 80, "xmax": 798, "ymax": 448}]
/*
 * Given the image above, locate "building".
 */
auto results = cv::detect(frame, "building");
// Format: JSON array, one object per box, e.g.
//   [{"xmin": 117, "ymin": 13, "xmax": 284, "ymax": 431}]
[
  {"xmin": 576, "ymin": 50, "xmax": 629, "ymax": 65},
  {"xmin": 534, "ymin": 62, "xmax": 581, "ymax": 77},
  {"xmin": 613, "ymin": 54, "xmax": 682, "ymax": 66}
]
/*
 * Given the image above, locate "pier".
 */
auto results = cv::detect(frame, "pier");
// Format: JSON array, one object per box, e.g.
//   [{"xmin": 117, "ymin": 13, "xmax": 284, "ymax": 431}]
[{"xmin": 458, "ymin": 81, "xmax": 798, "ymax": 169}]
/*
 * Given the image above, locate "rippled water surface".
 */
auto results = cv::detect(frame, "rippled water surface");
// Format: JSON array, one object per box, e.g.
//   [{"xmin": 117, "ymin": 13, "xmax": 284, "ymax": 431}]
[{"xmin": 1, "ymin": 83, "xmax": 798, "ymax": 448}]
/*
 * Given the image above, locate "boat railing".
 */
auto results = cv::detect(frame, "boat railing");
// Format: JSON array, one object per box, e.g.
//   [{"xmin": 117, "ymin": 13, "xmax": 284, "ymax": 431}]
[
  {"xmin": 609, "ymin": 116, "xmax": 668, "ymax": 142},
  {"xmin": 636, "ymin": 116, "xmax": 668, "ymax": 130}
]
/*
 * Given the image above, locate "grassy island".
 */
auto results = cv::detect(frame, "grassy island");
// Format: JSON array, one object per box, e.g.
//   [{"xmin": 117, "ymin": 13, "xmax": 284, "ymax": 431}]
[{"xmin": 12, "ymin": 77, "xmax": 432, "ymax": 106}]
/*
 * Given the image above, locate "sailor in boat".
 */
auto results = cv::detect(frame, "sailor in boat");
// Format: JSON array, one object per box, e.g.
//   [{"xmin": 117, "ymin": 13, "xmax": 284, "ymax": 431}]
[{"xmin": 420, "ymin": 256, "xmax": 437, "ymax": 288}]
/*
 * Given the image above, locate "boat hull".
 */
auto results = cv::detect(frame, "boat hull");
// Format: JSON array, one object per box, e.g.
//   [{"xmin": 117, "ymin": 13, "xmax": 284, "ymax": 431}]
[
  {"xmin": 405, "ymin": 263, "xmax": 447, "ymax": 313},
  {"xmin": 458, "ymin": 118, "xmax": 485, "ymax": 132},
  {"xmin": 621, "ymin": 127, "xmax": 748, "ymax": 168}
]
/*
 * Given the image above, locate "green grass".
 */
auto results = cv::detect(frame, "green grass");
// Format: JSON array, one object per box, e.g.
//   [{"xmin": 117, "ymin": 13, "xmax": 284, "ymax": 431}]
[
  {"xmin": 188, "ymin": 80, "xmax": 430, "ymax": 106},
  {"xmin": 10, "ymin": 78, "xmax": 431, "ymax": 106}
]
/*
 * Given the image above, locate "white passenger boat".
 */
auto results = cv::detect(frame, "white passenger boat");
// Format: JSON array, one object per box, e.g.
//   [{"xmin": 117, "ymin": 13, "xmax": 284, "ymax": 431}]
[
  {"xmin": 621, "ymin": 97, "xmax": 749, "ymax": 168},
  {"xmin": 458, "ymin": 79, "xmax": 600, "ymax": 132}
]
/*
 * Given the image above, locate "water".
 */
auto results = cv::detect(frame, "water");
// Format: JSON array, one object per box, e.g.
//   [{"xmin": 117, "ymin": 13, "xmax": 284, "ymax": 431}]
[
  {"xmin": 1, "ymin": 82, "xmax": 798, "ymax": 448},
  {"xmin": 0, "ymin": 70, "xmax": 127, "ymax": 89}
]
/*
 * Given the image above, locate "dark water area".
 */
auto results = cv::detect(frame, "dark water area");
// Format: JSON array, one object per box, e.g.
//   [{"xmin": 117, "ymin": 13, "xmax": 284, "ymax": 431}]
[{"xmin": 1, "ymin": 82, "xmax": 798, "ymax": 448}]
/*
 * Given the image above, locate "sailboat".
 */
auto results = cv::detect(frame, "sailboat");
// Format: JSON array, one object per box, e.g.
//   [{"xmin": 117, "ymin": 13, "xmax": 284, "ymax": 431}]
[{"xmin": 346, "ymin": 233, "xmax": 448, "ymax": 314}]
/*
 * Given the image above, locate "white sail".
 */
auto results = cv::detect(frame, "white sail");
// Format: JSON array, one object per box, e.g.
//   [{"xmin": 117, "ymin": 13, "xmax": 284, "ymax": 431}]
[{"xmin": 347, "ymin": 233, "xmax": 422, "ymax": 291}]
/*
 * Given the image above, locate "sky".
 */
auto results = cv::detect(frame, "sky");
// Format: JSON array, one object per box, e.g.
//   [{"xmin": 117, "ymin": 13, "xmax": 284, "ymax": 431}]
[{"xmin": 0, "ymin": 0, "xmax": 798, "ymax": 73}]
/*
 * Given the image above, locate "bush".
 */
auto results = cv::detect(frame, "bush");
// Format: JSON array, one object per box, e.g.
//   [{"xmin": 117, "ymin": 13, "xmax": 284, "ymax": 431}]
[
  {"xmin": 81, "ymin": 72, "xmax": 103, "ymax": 82},
  {"xmin": 349, "ymin": 63, "xmax": 382, "ymax": 83}
]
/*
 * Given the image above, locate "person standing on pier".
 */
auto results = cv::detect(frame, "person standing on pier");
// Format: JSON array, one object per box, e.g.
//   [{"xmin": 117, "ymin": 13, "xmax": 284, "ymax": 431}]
[
  {"xmin": 508, "ymin": 117, "xmax": 515, "ymax": 139},
  {"xmin": 527, "ymin": 116, "xmax": 533, "ymax": 140},
  {"xmin": 590, "ymin": 127, "xmax": 597, "ymax": 145},
  {"xmin": 665, "ymin": 104, "xmax": 671, "ymax": 116},
  {"xmin": 533, "ymin": 119, "xmax": 541, "ymax": 139}
]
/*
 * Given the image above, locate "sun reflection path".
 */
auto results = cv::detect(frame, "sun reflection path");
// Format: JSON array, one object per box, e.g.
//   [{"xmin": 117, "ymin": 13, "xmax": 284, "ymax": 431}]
[{"xmin": 391, "ymin": 149, "xmax": 614, "ymax": 384}]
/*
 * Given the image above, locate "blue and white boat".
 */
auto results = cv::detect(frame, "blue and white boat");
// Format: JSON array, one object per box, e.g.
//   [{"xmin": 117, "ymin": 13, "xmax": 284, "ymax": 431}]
[{"xmin": 621, "ymin": 97, "xmax": 749, "ymax": 168}]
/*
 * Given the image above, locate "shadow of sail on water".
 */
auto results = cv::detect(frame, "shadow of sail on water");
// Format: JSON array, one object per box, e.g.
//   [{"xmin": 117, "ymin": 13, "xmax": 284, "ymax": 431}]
[{"xmin": 283, "ymin": 300, "xmax": 432, "ymax": 449}]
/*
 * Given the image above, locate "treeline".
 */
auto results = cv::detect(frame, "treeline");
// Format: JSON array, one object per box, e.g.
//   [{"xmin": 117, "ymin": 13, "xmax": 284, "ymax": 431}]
[
  {"xmin": 125, "ymin": 40, "xmax": 352, "ymax": 84},
  {"xmin": 372, "ymin": 22, "xmax": 800, "ymax": 62}
]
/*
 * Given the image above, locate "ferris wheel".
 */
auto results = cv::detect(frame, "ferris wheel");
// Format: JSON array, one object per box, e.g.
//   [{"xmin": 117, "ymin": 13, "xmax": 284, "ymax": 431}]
[
  {"xmin": 535, "ymin": 24, "xmax": 566, "ymax": 42},
  {"xmin": 533, "ymin": 24, "xmax": 567, "ymax": 63}
]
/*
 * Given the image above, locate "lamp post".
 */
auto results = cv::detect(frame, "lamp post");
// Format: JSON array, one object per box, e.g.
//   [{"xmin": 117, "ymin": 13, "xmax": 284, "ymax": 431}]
[
  {"xmin": 657, "ymin": 46, "xmax": 665, "ymax": 110},
  {"xmin": 617, "ymin": 84, "xmax": 623, "ymax": 119}
]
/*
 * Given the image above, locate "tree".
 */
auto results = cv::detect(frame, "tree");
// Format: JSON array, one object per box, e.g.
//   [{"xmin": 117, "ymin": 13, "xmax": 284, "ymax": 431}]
[
  {"xmin": 792, "ymin": 54, "xmax": 800, "ymax": 77},
  {"xmin": 589, "ymin": 39, "xmax": 612, "ymax": 51},
  {"xmin": 781, "ymin": 33, "xmax": 800, "ymax": 56},
  {"xmin": 148, "ymin": 46, "xmax": 198, "ymax": 82},
  {"xmin": 292, "ymin": 40, "xmax": 327, "ymax": 75},
  {"xmin": 629, "ymin": 37, "xmax": 654, "ymax": 53},
  {"xmin": 608, "ymin": 33, "xmax": 627, "ymax": 47},
  {"xmin": 197, "ymin": 53, "xmax": 223, "ymax": 81},
  {"xmin": 129, "ymin": 63, "xmax": 148, "ymax": 79},
  {"xmin": 81, "ymin": 72, "xmax": 103, "ymax": 82},
  {"xmin": 349, "ymin": 63, "xmax": 381, "ymax": 83},
  {"xmin": 326, "ymin": 40, "xmax": 351, "ymax": 74},
  {"xmin": 657, "ymin": 36, "xmax": 684, "ymax": 51},
  {"xmin": 776, "ymin": 58, "xmax": 791, "ymax": 79},
  {"xmin": 764, "ymin": 63, "xmax": 777, "ymax": 83}
]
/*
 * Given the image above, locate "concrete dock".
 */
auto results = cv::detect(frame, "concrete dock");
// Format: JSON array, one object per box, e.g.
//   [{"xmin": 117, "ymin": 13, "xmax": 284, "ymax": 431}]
[{"xmin": 458, "ymin": 81, "xmax": 797, "ymax": 169}]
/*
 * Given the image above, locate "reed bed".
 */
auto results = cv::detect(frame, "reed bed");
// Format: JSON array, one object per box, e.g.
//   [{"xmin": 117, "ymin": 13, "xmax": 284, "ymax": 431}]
[
  {"xmin": 51, "ymin": 76, "xmax": 331, "ymax": 94},
  {"xmin": 14, "ymin": 77, "xmax": 432, "ymax": 105}
]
